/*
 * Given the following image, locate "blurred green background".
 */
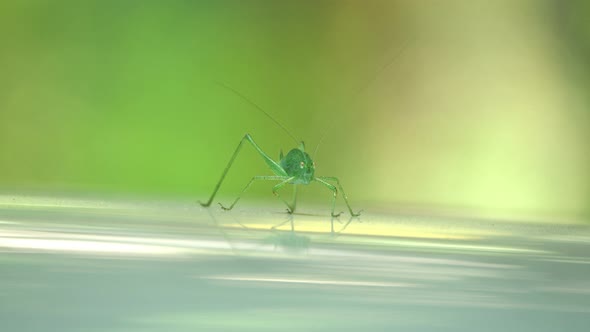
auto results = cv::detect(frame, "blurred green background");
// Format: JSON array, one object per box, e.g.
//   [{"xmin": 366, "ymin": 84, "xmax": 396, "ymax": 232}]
[{"xmin": 0, "ymin": 0, "xmax": 588, "ymax": 221}]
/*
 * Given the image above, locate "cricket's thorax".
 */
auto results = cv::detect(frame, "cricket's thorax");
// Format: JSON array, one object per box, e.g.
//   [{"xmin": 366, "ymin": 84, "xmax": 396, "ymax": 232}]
[{"xmin": 280, "ymin": 148, "xmax": 315, "ymax": 184}]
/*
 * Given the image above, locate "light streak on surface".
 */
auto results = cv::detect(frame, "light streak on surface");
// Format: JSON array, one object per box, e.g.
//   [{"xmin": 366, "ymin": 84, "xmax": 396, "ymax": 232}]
[{"xmin": 203, "ymin": 275, "xmax": 415, "ymax": 288}]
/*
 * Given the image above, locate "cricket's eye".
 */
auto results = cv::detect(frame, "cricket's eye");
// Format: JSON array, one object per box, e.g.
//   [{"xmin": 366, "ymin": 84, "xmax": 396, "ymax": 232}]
[{"xmin": 300, "ymin": 161, "xmax": 305, "ymax": 168}]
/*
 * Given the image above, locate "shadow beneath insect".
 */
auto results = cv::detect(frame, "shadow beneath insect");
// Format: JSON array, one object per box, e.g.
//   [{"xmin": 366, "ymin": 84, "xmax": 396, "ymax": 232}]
[
  {"xmin": 265, "ymin": 214, "xmax": 311, "ymax": 253},
  {"xmin": 281, "ymin": 209, "xmax": 363, "ymax": 221},
  {"xmin": 330, "ymin": 215, "xmax": 356, "ymax": 238},
  {"xmin": 203, "ymin": 208, "xmax": 311, "ymax": 254},
  {"xmin": 268, "ymin": 214, "xmax": 357, "ymax": 248},
  {"xmin": 204, "ymin": 207, "xmax": 357, "ymax": 255},
  {"xmin": 270, "ymin": 213, "xmax": 356, "ymax": 235}
]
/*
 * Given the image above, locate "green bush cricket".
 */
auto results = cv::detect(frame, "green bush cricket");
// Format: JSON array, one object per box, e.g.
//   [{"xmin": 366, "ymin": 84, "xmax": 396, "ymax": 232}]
[{"xmin": 199, "ymin": 82, "xmax": 361, "ymax": 217}]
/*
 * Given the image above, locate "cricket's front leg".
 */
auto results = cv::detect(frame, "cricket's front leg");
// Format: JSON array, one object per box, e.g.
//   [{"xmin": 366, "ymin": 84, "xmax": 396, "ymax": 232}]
[
  {"xmin": 271, "ymin": 177, "xmax": 297, "ymax": 214},
  {"xmin": 287, "ymin": 185, "xmax": 298, "ymax": 214},
  {"xmin": 313, "ymin": 177, "xmax": 342, "ymax": 217},
  {"xmin": 315, "ymin": 176, "xmax": 362, "ymax": 217}
]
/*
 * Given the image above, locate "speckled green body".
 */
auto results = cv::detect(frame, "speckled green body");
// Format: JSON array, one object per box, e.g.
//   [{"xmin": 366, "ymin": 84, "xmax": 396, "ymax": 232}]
[{"xmin": 279, "ymin": 146, "xmax": 315, "ymax": 185}]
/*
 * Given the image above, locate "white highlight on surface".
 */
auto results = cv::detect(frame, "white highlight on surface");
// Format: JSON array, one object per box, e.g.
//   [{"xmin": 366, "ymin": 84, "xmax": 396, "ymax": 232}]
[
  {"xmin": 0, "ymin": 229, "xmax": 240, "ymax": 256},
  {"xmin": 0, "ymin": 220, "xmax": 19, "ymax": 225},
  {"xmin": 0, "ymin": 237, "xmax": 191, "ymax": 256},
  {"xmin": 203, "ymin": 275, "xmax": 414, "ymax": 288}
]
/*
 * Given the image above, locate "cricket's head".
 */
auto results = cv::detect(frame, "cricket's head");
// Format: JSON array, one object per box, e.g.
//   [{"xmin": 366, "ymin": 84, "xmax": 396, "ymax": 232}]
[{"xmin": 280, "ymin": 145, "xmax": 315, "ymax": 184}]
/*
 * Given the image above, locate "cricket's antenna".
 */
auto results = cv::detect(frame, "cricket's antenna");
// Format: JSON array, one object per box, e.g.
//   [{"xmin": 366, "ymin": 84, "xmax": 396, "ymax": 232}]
[
  {"xmin": 313, "ymin": 130, "xmax": 328, "ymax": 159},
  {"xmin": 214, "ymin": 81, "xmax": 299, "ymax": 144},
  {"xmin": 313, "ymin": 38, "xmax": 412, "ymax": 159}
]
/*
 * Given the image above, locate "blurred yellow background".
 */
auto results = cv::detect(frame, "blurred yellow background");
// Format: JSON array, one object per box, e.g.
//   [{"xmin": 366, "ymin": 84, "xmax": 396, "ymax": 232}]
[{"xmin": 0, "ymin": 1, "xmax": 588, "ymax": 221}]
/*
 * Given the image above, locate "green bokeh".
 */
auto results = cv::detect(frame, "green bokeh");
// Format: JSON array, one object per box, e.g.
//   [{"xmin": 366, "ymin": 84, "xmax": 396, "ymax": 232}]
[{"xmin": 0, "ymin": 1, "xmax": 588, "ymax": 220}]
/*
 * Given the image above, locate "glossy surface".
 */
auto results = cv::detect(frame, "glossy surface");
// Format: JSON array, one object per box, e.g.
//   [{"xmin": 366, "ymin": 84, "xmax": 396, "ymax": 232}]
[{"xmin": 1, "ymin": 195, "xmax": 589, "ymax": 331}]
